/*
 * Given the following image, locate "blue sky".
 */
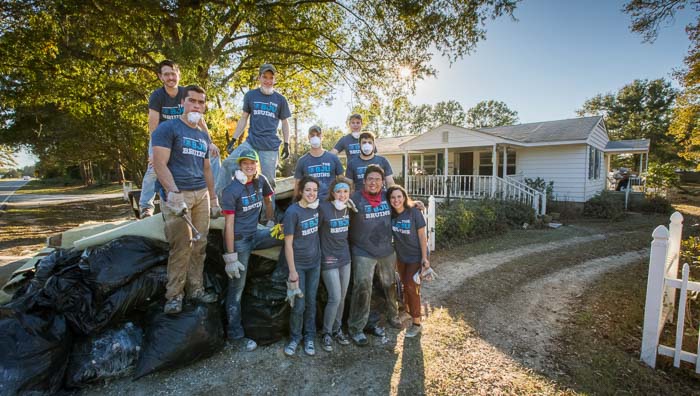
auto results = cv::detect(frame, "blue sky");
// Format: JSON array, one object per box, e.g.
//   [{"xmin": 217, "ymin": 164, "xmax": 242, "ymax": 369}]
[
  {"xmin": 12, "ymin": 1, "xmax": 695, "ymax": 167},
  {"xmin": 314, "ymin": 0, "xmax": 695, "ymax": 128}
]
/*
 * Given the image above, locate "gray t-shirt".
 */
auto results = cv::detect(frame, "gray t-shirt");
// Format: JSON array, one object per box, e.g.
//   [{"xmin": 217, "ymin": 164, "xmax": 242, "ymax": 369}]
[
  {"xmin": 283, "ymin": 203, "xmax": 321, "ymax": 270},
  {"xmin": 148, "ymin": 87, "xmax": 185, "ymax": 123},
  {"xmin": 345, "ymin": 155, "xmax": 393, "ymax": 192},
  {"xmin": 220, "ymin": 175, "xmax": 274, "ymax": 239},
  {"xmin": 318, "ymin": 201, "xmax": 350, "ymax": 270},
  {"xmin": 242, "ymin": 88, "xmax": 291, "ymax": 151},
  {"xmin": 349, "ymin": 191, "xmax": 393, "ymax": 258},
  {"xmin": 391, "ymin": 207, "xmax": 426, "ymax": 264},
  {"xmin": 294, "ymin": 151, "xmax": 344, "ymax": 200},
  {"xmin": 152, "ymin": 119, "xmax": 211, "ymax": 191},
  {"xmin": 333, "ymin": 134, "xmax": 361, "ymax": 160}
]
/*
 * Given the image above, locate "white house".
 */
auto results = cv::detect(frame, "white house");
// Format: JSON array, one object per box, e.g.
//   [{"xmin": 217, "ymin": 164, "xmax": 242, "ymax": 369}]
[{"xmin": 370, "ymin": 116, "xmax": 649, "ymax": 214}]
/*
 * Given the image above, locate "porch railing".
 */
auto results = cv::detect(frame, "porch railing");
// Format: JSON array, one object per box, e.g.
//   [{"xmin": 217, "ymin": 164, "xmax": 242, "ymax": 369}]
[{"xmin": 405, "ymin": 175, "xmax": 545, "ymax": 215}]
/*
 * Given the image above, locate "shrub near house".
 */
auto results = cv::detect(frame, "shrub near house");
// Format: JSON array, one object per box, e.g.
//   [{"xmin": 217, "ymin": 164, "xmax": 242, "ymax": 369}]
[{"xmin": 435, "ymin": 199, "xmax": 535, "ymax": 248}]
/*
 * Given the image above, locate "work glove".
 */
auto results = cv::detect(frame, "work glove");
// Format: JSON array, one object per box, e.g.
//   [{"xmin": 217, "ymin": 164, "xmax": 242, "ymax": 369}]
[
  {"xmin": 209, "ymin": 198, "xmax": 221, "ymax": 219},
  {"xmin": 266, "ymin": 219, "xmax": 275, "ymax": 228},
  {"xmin": 270, "ymin": 223, "xmax": 285, "ymax": 240},
  {"xmin": 413, "ymin": 267, "xmax": 437, "ymax": 285},
  {"xmin": 223, "ymin": 252, "xmax": 245, "ymax": 279},
  {"xmin": 234, "ymin": 170, "xmax": 248, "ymax": 184},
  {"xmin": 280, "ymin": 142, "xmax": 290, "ymax": 160},
  {"xmin": 225, "ymin": 137, "xmax": 237, "ymax": 155},
  {"xmin": 166, "ymin": 191, "xmax": 187, "ymax": 216},
  {"xmin": 286, "ymin": 279, "xmax": 304, "ymax": 308},
  {"xmin": 346, "ymin": 198, "xmax": 359, "ymax": 213},
  {"xmin": 209, "ymin": 142, "xmax": 220, "ymax": 158}
]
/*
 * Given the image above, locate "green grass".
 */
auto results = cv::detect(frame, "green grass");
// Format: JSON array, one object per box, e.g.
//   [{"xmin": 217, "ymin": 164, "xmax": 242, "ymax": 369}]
[{"xmin": 17, "ymin": 179, "xmax": 123, "ymax": 195}]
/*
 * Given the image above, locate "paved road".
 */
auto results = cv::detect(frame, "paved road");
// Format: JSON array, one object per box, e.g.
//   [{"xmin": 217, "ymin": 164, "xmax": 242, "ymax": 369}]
[
  {"xmin": 0, "ymin": 179, "xmax": 30, "ymax": 205},
  {"xmin": 0, "ymin": 179, "xmax": 123, "ymax": 207}
]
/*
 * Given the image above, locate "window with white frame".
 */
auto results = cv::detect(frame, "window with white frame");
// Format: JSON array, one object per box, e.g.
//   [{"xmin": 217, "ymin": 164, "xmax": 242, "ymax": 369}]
[{"xmin": 588, "ymin": 146, "xmax": 602, "ymax": 180}]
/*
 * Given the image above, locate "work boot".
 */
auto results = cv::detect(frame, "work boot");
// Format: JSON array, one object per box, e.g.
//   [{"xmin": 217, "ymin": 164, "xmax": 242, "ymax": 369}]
[
  {"xmin": 164, "ymin": 295, "xmax": 183, "ymax": 315},
  {"xmin": 140, "ymin": 207, "xmax": 154, "ymax": 219},
  {"xmin": 190, "ymin": 289, "xmax": 217, "ymax": 303},
  {"xmin": 333, "ymin": 330, "xmax": 350, "ymax": 346}
]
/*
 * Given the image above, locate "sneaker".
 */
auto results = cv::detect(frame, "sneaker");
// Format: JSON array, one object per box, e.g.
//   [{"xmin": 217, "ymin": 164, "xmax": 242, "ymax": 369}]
[
  {"xmin": 388, "ymin": 317, "xmax": 403, "ymax": 329},
  {"xmin": 405, "ymin": 324, "xmax": 422, "ymax": 338},
  {"xmin": 163, "ymin": 295, "xmax": 183, "ymax": 314},
  {"xmin": 242, "ymin": 337, "xmax": 257, "ymax": 352},
  {"xmin": 284, "ymin": 340, "xmax": 299, "ymax": 356},
  {"xmin": 321, "ymin": 334, "xmax": 333, "ymax": 352},
  {"xmin": 333, "ymin": 330, "xmax": 350, "ymax": 346},
  {"xmin": 190, "ymin": 289, "xmax": 217, "ymax": 303},
  {"xmin": 351, "ymin": 332, "xmax": 369, "ymax": 346},
  {"xmin": 371, "ymin": 326, "xmax": 386, "ymax": 337},
  {"xmin": 140, "ymin": 208, "xmax": 154, "ymax": 219},
  {"xmin": 304, "ymin": 340, "xmax": 316, "ymax": 356}
]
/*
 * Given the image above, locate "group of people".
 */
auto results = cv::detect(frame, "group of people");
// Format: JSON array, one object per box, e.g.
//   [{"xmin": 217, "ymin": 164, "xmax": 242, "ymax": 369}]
[{"xmin": 144, "ymin": 60, "xmax": 433, "ymax": 357}]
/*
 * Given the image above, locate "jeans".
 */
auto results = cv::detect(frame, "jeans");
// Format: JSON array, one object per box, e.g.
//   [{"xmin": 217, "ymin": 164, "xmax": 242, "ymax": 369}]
[
  {"xmin": 347, "ymin": 253, "xmax": 399, "ymax": 335},
  {"xmin": 162, "ymin": 188, "xmax": 210, "ymax": 300},
  {"xmin": 290, "ymin": 265, "xmax": 321, "ymax": 343},
  {"xmin": 216, "ymin": 140, "xmax": 278, "ymax": 197},
  {"xmin": 225, "ymin": 227, "xmax": 283, "ymax": 339},
  {"xmin": 321, "ymin": 264, "xmax": 351, "ymax": 335}
]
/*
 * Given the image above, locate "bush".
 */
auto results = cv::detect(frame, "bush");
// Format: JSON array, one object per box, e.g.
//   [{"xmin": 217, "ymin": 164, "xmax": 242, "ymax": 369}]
[
  {"xmin": 583, "ymin": 191, "xmax": 625, "ymax": 221},
  {"xmin": 435, "ymin": 199, "xmax": 535, "ymax": 248},
  {"xmin": 634, "ymin": 194, "xmax": 674, "ymax": 215}
]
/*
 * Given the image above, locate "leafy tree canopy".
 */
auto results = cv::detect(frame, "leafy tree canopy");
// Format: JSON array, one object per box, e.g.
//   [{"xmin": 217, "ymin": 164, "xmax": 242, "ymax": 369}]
[{"xmin": 465, "ymin": 99, "xmax": 519, "ymax": 128}]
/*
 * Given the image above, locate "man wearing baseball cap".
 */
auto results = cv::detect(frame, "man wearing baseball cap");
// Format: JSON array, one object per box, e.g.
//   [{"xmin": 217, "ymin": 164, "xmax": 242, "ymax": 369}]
[
  {"xmin": 217, "ymin": 63, "xmax": 291, "ymax": 195},
  {"xmin": 294, "ymin": 125, "xmax": 344, "ymax": 200},
  {"xmin": 220, "ymin": 148, "xmax": 280, "ymax": 351}
]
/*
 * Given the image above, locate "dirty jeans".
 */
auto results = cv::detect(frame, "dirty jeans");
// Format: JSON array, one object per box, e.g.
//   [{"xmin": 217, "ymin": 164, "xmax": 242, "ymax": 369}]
[
  {"xmin": 225, "ymin": 227, "xmax": 283, "ymax": 339},
  {"xmin": 216, "ymin": 140, "xmax": 278, "ymax": 196},
  {"xmin": 348, "ymin": 253, "xmax": 399, "ymax": 336},
  {"xmin": 321, "ymin": 264, "xmax": 351, "ymax": 335},
  {"xmin": 290, "ymin": 265, "xmax": 321, "ymax": 343},
  {"xmin": 162, "ymin": 188, "xmax": 210, "ymax": 300},
  {"xmin": 397, "ymin": 260, "xmax": 422, "ymax": 319}
]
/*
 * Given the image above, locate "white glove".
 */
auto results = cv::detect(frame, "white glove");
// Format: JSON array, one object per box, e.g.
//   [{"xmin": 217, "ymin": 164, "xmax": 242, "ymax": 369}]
[
  {"xmin": 166, "ymin": 191, "xmax": 187, "ymax": 216},
  {"xmin": 234, "ymin": 170, "xmax": 248, "ymax": 184},
  {"xmin": 223, "ymin": 252, "xmax": 245, "ymax": 279},
  {"xmin": 286, "ymin": 280, "xmax": 304, "ymax": 308},
  {"xmin": 266, "ymin": 219, "xmax": 275, "ymax": 227},
  {"xmin": 346, "ymin": 198, "xmax": 359, "ymax": 213},
  {"xmin": 210, "ymin": 198, "xmax": 222, "ymax": 219}
]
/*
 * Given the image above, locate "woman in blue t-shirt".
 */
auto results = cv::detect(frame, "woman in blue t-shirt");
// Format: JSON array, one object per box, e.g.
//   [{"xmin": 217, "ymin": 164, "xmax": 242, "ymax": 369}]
[
  {"xmin": 283, "ymin": 176, "xmax": 322, "ymax": 357},
  {"xmin": 318, "ymin": 176, "xmax": 356, "ymax": 352},
  {"xmin": 387, "ymin": 185, "xmax": 429, "ymax": 338}
]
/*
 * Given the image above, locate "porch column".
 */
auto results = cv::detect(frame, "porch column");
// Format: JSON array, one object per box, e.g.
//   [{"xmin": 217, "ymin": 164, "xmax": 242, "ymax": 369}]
[
  {"xmin": 502, "ymin": 146, "xmax": 507, "ymax": 178},
  {"xmin": 491, "ymin": 144, "xmax": 497, "ymax": 197},
  {"xmin": 404, "ymin": 150, "xmax": 409, "ymax": 192},
  {"xmin": 443, "ymin": 147, "xmax": 449, "ymax": 197},
  {"xmin": 639, "ymin": 153, "xmax": 643, "ymax": 175}
]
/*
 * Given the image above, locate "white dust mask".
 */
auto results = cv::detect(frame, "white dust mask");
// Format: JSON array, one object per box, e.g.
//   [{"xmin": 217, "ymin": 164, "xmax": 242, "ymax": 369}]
[
  {"xmin": 333, "ymin": 200, "xmax": 347, "ymax": 210},
  {"xmin": 361, "ymin": 143, "xmax": 373, "ymax": 155},
  {"xmin": 310, "ymin": 136, "xmax": 322, "ymax": 148},
  {"xmin": 234, "ymin": 170, "xmax": 248, "ymax": 184},
  {"xmin": 351, "ymin": 132, "xmax": 360, "ymax": 139},
  {"xmin": 307, "ymin": 199, "xmax": 319, "ymax": 209},
  {"xmin": 187, "ymin": 111, "xmax": 202, "ymax": 125}
]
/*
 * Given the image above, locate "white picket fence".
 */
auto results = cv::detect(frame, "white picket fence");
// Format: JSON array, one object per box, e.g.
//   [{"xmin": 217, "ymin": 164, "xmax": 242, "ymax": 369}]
[{"xmin": 640, "ymin": 211, "xmax": 700, "ymax": 371}]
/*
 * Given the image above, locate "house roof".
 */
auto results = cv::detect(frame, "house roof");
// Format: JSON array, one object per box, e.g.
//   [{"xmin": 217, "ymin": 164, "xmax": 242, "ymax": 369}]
[
  {"xmin": 477, "ymin": 116, "xmax": 604, "ymax": 143},
  {"xmin": 604, "ymin": 139, "xmax": 649, "ymax": 152},
  {"xmin": 373, "ymin": 135, "xmax": 417, "ymax": 154}
]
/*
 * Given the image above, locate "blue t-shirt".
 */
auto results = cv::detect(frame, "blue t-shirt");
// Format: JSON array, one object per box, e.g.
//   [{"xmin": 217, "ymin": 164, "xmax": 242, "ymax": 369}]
[
  {"xmin": 391, "ymin": 207, "xmax": 427, "ymax": 264},
  {"xmin": 333, "ymin": 134, "xmax": 361, "ymax": 160},
  {"xmin": 349, "ymin": 191, "xmax": 393, "ymax": 258},
  {"xmin": 283, "ymin": 203, "xmax": 321, "ymax": 270},
  {"xmin": 152, "ymin": 119, "xmax": 211, "ymax": 191},
  {"xmin": 345, "ymin": 155, "xmax": 393, "ymax": 192},
  {"xmin": 318, "ymin": 201, "xmax": 351, "ymax": 270},
  {"xmin": 294, "ymin": 151, "xmax": 344, "ymax": 200},
  {"xmin": 148, "ymin": 87, "xmax": 185, "ymax": 124},
  {"xmin": 242, "ymin": 88, "xmax": 291, "ymax": 151},
  {"xmin": 220, "ymin": 175, "xmax": 274, "ymax": 239}
]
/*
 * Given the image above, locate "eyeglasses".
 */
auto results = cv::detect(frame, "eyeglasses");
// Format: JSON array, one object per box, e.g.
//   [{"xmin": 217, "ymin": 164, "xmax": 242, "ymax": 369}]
[
  {"xmin": 366, "ymin": 177, "xmax": 382, "ymax": 183},
  {"xmin": 186, "ymin": 97, "xmax": 206, "ymax": 105}
]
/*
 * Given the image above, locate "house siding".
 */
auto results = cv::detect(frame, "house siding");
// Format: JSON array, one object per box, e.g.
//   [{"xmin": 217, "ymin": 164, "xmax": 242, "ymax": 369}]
[
  {"xmin": 516, "ymin": 145, "xmax": 588, "ymax": 202},
  {"xmin": 401, "ymin": 125, "xmax": 499, "ymax": 151},
  {"xmin": 584, "ymin": 122, "xmax": 609, "ymax": 200}
]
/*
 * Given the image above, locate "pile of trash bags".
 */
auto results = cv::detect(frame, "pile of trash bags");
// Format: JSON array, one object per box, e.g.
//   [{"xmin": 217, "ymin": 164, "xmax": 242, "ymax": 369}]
[{"xmin": 0, "ymin": 232, "xmax": 287, "ymax": 394}]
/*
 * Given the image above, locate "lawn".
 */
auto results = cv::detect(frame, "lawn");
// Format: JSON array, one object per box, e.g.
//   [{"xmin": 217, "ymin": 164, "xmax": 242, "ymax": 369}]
[{"xmin": 17, "ymin": 179, "xmax": 124, "ymax": 195}]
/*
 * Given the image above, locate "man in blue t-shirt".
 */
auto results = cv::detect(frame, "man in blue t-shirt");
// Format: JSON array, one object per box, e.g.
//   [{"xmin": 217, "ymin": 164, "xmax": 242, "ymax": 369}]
[
  {"xmin": 220, "ymin": 149, "xmax": 280, "ymax": 352},
  {"xmin": 345, "ymin": 132, "xmax": 395, "ymax": 191},
  {"xmin": 347, "ymin": 164, "xmax": 401, "ymax": 346},
  {"xmin": 216, "ymin": 64, "xmax": 291, "ymax": 195},
  {"xmin": 140, "ymin": 60, "xmax": 221, "ymax": 218},
  {"xmin": 330, "ymin": 113, "xmax": 364, "ymax": 161},
  {"xmin": 152, "ymin": 85, "xmax": 221, "ymax": 315},
  {"xmin": 294, "ymin": 125, "xmax": 344, "ymax": 200}
]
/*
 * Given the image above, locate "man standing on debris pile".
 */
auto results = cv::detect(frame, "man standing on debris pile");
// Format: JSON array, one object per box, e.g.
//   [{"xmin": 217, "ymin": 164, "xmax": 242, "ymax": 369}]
[
  {"xmin": 330, "ymin": 113, "xmax": 365, "ymax": 161},
  {"xmin": 152, "ymin": 85, "xmax": 221, "ymax": 314},
  {"xmin": 294, "ymin": 125, "xmax": 344, "ymax": 201},
  {"xmin": 141, "ymin": 60, "xmax": 221, "ymax": 218},
  {"xmin": 220, "ymin": 149, "xmax": 280, "ymax": 352},
  {"xmin": 216, "ymin": 64, "xmax": 291, "ymax": 195}
]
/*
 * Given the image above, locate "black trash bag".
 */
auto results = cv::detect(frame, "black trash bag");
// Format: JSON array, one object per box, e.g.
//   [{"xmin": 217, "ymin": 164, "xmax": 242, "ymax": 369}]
[
  {"xmin": 65, "ymin": 322, "xmax": 143, "ymax": 388},
  {"xmin": 240, "ymin": 275, "xmax": 290, "ymax": 345},
  {"xmin": 92, "ymin": 266, "xmax": 168, "ymax": 331},
  {"xmin": 247, "ymin": 255, "xmax": 277, "ymax": 278},
  {"xmin": 0, "ymin": 313, "xmax": 71, "ymax": 396},
  {"xmin": 133, "ymin": 302, "xmax": 224, "ymax": 379},
  {"xmin": 34, "ymin": 248, "xmax": 83, "ymax": 285},
  {"xmin": 203, "ymin": 230, "xmax": 228, "ymax": 297},
  {"xmin": 80, "ymin": 236, "xmax": 169, "ymax": 297}
]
